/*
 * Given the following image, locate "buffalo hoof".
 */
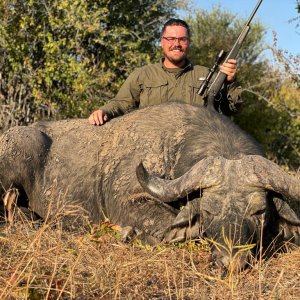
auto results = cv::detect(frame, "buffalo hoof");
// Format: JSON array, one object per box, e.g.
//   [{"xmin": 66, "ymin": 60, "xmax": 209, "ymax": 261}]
[
  {"xmin": 120, "ymin": 226, "xmax": 142, "ymax": 242},
  {"xmin": 171, "ymin": 198, "xmax": 200, "ymax": 228},
  {"xmin": 120, "ymin": 226, "xmax": 163, "ymax": 245},
  {"xmin": 164, "ymin": 223, "xmax": 201, "ymax": 244}
]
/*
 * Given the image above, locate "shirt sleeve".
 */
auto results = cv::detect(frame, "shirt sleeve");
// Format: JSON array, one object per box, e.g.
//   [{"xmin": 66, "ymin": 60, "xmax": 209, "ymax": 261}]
[
  {"xmin": 98, "ymin": 68, "xmax": 142, "ymax": 117},
  {"xmin": 217, "ymin": 80, "xmax": 243, "ymax": 115}
]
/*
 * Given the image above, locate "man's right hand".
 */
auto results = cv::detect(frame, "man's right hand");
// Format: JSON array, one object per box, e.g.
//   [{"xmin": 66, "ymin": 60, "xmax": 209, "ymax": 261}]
[{"xmin": 88, "ymin": 109, "xmax": 108, "ymax": 125}]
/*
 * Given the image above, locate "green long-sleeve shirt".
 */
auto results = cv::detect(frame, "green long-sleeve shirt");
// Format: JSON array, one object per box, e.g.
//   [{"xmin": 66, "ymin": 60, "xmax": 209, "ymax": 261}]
[{"xmin": 100, "ymin": 59, "xmax": 242, "ymax": 117}]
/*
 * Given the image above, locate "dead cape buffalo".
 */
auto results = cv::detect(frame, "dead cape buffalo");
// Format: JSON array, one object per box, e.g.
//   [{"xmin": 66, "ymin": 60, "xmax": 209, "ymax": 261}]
[{"xmin": 0, "ymin": 103, "xmax": 300, "ymax": 269}]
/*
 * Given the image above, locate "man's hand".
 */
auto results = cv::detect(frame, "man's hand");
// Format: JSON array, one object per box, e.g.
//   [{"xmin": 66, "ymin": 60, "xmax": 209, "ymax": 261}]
[
  {"xmin": 220, "ymin": 59, "xmax": 237, "ymax": 83},
  {"xmin": 88, "ymin": 109, "xmax": 108, "ymax": 125}
]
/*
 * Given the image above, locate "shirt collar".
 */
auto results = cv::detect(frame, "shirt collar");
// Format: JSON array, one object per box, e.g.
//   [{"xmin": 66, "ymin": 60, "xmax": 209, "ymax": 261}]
[{"xmin": 160, "ymin": 58, "xmax": 193, "ymax": 73}]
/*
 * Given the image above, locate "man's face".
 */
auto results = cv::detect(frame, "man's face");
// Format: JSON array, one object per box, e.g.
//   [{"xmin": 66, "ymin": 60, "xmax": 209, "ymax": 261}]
[{"xmin": 160, "ymin": 25, "xmax": 189, "ymax": 68}]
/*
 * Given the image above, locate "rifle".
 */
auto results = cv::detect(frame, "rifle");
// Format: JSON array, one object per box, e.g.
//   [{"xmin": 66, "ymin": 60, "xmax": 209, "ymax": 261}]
[{"xmin": 198, "ymin": 0, "xmax": 263, "ymax": 110}]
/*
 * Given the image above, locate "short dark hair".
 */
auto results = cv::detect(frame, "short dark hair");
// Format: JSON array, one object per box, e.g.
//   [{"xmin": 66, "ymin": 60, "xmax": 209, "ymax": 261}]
[{"xmin": 161, "ymin": 19, "xmax": 191, "ymax": 38}]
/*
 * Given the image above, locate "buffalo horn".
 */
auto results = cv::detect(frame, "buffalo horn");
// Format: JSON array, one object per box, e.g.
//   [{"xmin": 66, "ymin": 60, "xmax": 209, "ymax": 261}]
[
  {"xmin": 136, "ymin": 156, "xmax": 223, "ymax": 202},
  {"xmin": 241, "ymin": 155, "xmax": 300, "ymax": 201}
]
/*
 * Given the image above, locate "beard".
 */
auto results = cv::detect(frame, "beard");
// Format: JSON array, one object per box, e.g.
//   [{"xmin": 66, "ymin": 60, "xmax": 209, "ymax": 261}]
[{"xmin": 164, "ymin": 46, "xmax": 187, "ymax": 66}]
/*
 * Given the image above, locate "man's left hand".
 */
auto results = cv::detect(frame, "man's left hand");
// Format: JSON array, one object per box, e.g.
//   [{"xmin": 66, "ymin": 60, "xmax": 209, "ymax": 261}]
[{"xmin": 220, "ymin": 59, "xmax": 237, "ymax": 83}]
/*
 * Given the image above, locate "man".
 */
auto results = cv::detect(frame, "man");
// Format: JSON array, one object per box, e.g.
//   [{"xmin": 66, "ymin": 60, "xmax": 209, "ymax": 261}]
[{"xmin": 89, "ymin": 19, "xmax": 241, "ymax": 125}]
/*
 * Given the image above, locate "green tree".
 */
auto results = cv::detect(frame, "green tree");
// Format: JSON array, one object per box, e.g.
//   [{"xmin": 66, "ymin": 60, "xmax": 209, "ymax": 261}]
[
  {"xmin": 0, "ymin": 0, "xmax": 178, "ymax": 129},
  {"xmin": 236, "ymin": 72, "xmax": 300, "ymax": 169}
]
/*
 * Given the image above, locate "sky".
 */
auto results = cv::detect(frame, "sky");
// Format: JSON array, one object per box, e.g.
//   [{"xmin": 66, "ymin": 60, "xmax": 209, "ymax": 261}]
[{"xmin": 193, "ymin": 0, "xmax": 299, "ymax": 58}]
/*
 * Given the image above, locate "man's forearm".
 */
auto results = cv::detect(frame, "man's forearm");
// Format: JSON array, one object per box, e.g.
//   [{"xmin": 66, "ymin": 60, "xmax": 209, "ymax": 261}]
[{"xmin": 98, "ymin": 98, "xmax": 138, "ymax": 118}]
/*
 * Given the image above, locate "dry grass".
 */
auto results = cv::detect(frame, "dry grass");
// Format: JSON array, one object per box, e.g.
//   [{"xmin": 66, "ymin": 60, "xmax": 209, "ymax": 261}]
[{"xmin": 0, "ymin": 208, "xmax": 300, "ymax": 300}]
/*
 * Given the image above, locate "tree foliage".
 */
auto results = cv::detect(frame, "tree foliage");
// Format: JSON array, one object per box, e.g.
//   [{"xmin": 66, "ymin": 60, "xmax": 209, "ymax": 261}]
[
  {"xmin": 296, "ymin": 0, "xmax": 300, "ymax": 24},
  {"xmin": 239, "ymin": 42, "xmax": 300, "ymax": 169},
  {"xmin": 0, "ymin": 0, "xmax": 177, "ymax": 129}
]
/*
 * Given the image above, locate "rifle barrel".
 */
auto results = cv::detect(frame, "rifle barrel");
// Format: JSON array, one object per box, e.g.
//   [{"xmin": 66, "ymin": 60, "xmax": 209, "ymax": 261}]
[{"xmin": 246, "ymin": 0, "xmax": 263, "ymax": 26}]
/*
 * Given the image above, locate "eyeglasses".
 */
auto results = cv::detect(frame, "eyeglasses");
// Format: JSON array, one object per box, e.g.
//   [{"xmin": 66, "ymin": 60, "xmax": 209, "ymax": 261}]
[{"xmin": 162, "ymin": 36, "xmax": 189, "ymax": 44}]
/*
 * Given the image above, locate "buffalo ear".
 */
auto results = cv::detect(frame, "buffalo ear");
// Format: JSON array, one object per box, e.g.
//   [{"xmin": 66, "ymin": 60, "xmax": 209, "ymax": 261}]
[{"xmin": 273, "ymin": 197, "xmax": 300, "ymax": 245}]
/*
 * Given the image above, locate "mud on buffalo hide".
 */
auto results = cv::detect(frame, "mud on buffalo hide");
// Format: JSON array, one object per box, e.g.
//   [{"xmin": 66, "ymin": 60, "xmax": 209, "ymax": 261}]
[{"xmin": 0, "ymin": 102, "xmax": 263, "ymax": 220}]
